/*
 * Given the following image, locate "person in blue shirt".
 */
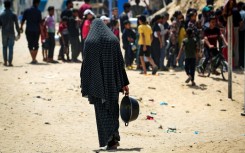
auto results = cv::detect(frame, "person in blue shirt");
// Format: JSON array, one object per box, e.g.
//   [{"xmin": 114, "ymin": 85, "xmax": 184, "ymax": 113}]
[{"xmin": 20, "ymin": 0, "xmax": 41, "ymax": 64}]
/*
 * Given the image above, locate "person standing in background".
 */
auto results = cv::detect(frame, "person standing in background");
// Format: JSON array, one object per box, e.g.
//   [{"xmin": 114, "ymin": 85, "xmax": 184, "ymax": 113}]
[
  {"xmin": 122, "ymin": 20, "xmax": 136, "ymax": 69},
  {"xmin": 232, "ymin": 3, "xmax": 243, "ymax": 67},
  {"xmin": 119, "ymin": 3, "xmax": 131, "ymax": 33},
  {"xmin": 151, "ymin": 15, "xmax": 163, "ymax": 68},
  {"xmin": 81, "ymin": 9, "xmax": 95, "ymax": 55},
  {"xmin": 61, "ymin": 0, "xmax": 73, "ymax": 20},
  {"xmin": 68, "ymin": 9, "xmax": 81, "ymax": 62},
  {"xmin": 238, "ymin": 2, "xmax": 245, "ymax": 68},
  {"xmin": 20, "ymin": 0, "xmax": 41, "ymax": 64},
  {"xmin": 79, "ymin": 0, "xmax": 92, "ymax": 19},
  {"xmin": 159, "ymin": 14, "xmax": 168, "ymax": 71},
  {"xmin": 60, "ymin": 0, "xmax": 73, "ymax": 61},
  {"xmin": 45, "ymin": 6, "xmax": 57, "ymax": 63},
  {"xmin": 40, "ymin": 18, "xmax": 48, "ymax": 62},
  {"xmin": 57, "ymin": 17, "xmax": 70, "ymax": 61},
  {"xmin": 111, "ymin": 7, "xmax": 119, "ymax": 24},
  {"xmin": 0, "ymin": 0, "xmax": 20, "ymax": 66}
]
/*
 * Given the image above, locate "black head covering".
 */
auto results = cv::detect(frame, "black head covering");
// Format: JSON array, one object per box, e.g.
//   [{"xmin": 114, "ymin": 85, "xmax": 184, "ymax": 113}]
[{"xmin": 81, "ymin": 19, "xmax": 129, "ymax": 108}]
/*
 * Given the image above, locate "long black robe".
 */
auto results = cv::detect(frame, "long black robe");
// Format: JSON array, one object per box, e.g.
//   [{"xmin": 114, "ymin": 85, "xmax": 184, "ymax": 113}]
[{"xmin": 80, "ymin": 19, "xmax": 129, "ymax": 147}]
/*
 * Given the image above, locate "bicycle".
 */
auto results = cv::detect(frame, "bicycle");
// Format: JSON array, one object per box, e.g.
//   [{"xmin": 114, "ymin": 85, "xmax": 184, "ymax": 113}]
[{"xmin": 197, "ymin": 47, "xmax": 228, "ymax": 80}]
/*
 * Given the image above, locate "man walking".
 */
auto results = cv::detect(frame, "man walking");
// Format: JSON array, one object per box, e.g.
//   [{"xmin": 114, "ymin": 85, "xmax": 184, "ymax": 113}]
[
  {"xmin": 20, "ymin": 0, "xmax": 41, "ymax": 64},
  {"xmin": 0, "ymin": 0, "xmax": 20, "ymax": 66}
]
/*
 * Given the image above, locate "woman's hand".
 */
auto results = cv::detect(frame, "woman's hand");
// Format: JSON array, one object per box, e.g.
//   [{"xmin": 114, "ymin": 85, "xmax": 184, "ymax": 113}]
[{"xmin": 122, "ymin": 86, "xmax": 129, "ymax": 96}]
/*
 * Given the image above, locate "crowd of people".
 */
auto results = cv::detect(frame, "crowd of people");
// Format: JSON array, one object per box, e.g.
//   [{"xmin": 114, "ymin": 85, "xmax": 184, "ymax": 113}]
[
  {"xmin": 119, "ymin": 0, "xmax": 244, "ymax": 85},
  {"xmin": 0, "ymin": 0, "xmax": 245, "ymax": 84}
]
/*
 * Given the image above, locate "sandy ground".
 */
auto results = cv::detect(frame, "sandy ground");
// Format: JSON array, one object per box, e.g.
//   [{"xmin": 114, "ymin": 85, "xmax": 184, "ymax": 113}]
[{"xmin": 0, "ymin": 33, "xmax": 245, "ymax": 153}]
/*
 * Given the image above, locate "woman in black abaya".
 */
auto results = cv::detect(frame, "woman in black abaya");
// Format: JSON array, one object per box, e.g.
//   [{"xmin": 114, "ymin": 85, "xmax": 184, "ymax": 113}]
[{"xmin": 80, "ymin": 19, "xmax": 129, "ymax": 150}]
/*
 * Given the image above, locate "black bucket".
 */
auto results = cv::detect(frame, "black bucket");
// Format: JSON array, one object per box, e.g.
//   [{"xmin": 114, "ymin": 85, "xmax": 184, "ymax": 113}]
[{"xmin": 120, "ymin": 96, "xmax": 140, "ymax": 126}]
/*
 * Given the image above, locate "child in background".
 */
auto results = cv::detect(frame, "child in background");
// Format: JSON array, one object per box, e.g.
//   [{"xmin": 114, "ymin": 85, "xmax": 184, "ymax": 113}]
[
  {"xmin": 176, "ymin": 28, "xmax": 198, "ymax": 86},
  {"xmin": 81, "ymin": 9, "xmax": 94, "ymax": 55},
  {"xmin": 166, "ymin": 21, "xmax": 178, "ymax": 68},
  {"xmin": 122, "ymin": 20, "xmax": 136, "ymax": 69},
  {"xmin": 111, "ymin": 20, "xmax": 120, "ymax": 40},
  {"xmin": 58, "ymin": 17, "xmax": 70, "ymax": 61},
  {"xmin": 45, "ymin": 6, "xmax": 57, "ymax": 63},
  {"xmin": 40, "ymin": 18, "xmax": 48, "ymax": 62},
  {"xmin": 138, "ymin": 15, "xmax": 158, "ymax": 75}
]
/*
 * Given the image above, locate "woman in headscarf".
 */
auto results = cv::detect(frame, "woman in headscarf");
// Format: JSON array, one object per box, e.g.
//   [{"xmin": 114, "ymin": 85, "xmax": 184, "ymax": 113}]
[{"xmin": 80, "ymin": 19, "xmax": 129, "ymax": 150}]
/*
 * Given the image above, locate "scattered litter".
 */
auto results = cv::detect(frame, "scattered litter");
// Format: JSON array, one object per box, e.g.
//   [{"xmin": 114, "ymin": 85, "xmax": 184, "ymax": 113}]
[
  {"xmin": 43, "ymin": 74, "xmax": 56, "ymax": 79},
  {"xmin": 137, "ymin": 97, "xmax": 143, "ymax": 102},
  {"xmin": 206, "ymin": 103, "xmax": 211, "ymax": 106},
  {"xmin": 146, "ymin": 115, "xmax": 154, "ymax": 120},
  {"xmin": 149, "ymin": 99, "xmax": 154, "ymax": 102},
  {"xmin": 158, "ymin": 125, "xmax": 163, "ymax": 129},
  {"xmin": 171, "ymin": 105, "xmax": 175, "ymax": 108},
  {"xmin": 160, "ymin": 102, "xmax": 168, "ymax": 105},
  {"xmin": 36, "ymin": 96, "xmax": 41, "ymax": 99},
  {"xmin": 194, "ymin": 131, "xmax": 199, "ymax": 135},
  {"xmin": 216, "ymin": 90, "xmax": 222, "ymax": 93},
  {"xmin": 44, "ymin": 122, "xmax": 50, "ymax": 125},
  {"xmin": 220, "ymin": 109, "xmax": 227, "ymax": 111},
  {"xmin": 148, "ymin": 87, "xmax": 156, "ymax": 90},
  {"xmin": 186, "ymin": 111, "xmax": 190, "ymax": 113},
  {"xmin": 192, "ymin": 91, "xmax": 197, "ymax": 95},
  {"xmin": 220, "ymin": 99, "xmax": 223, "ymax": 101},
  {"xmin": 150, "ymin": 112, "xmax": 157, "ymax": 115},
  {"xmin": 167, "ymin": 127, "xmax": 177, "ymax": 133}
]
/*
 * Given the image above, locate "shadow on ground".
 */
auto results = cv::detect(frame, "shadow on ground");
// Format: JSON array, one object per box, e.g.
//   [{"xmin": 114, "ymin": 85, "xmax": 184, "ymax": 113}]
[{"xmin": 94, "ymin": 147, "xmax": 143, "ymax": 152}]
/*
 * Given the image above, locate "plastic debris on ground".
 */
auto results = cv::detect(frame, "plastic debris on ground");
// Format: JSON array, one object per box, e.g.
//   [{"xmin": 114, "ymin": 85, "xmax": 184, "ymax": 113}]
[
  {"xmin": 167, "ymin": 127, "xmax": 177, "ymax": 133},
  {"xmin": 160, "ymin": 102, "xmax": 168, "ymax": 105},
  {"xmin": 146, "ymin": 115, "xmax": 154, "ymax": 120},
  {"xmin": 150, "ymin": 112, "xmax": 157, "ymax": 115}
]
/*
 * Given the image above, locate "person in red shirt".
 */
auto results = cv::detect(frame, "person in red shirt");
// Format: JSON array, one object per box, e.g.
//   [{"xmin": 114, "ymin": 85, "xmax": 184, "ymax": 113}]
[
  {"xmin": 79, "ymin": 0, "xmax": 92, "ymax": 19},
  {"xmin": 40, "ymin": 18, "xmax": 48, "ymax": 62},
  {"xmin": 57, "ymin": 17, "xmax": 70, "ymax": 61},
  {"xmin": 81, "ymin": 9, "xmax": 95, "ymax": 56}
]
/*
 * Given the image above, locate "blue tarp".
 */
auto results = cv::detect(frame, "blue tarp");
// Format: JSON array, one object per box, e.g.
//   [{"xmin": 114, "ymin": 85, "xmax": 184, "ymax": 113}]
[
  {"xmin": 38, "ymin": 0, "xmax": 48, "ymax": 12},
  {"xmin": 118, "ymin": 0, "xmax": 128, "ymax": 15},
  {"xmin": 61, "ymin": 0, "xmax": 67, "ymax": 11}
]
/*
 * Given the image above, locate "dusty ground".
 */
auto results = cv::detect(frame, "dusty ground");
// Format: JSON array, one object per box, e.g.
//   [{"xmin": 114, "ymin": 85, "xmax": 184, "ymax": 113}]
[{"xmin": 0, "ymin": 31, "xmax": 245, "ymax": 153}]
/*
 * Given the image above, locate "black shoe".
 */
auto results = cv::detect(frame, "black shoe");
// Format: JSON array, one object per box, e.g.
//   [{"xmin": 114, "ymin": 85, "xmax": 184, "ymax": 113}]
[
  {"xmin": 185, "ymin": 75, "xmax": 192, "ymax": 83},
  {"xmin": 152, "ymin": 66, "xmax": 158, "ymax": 75}
]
